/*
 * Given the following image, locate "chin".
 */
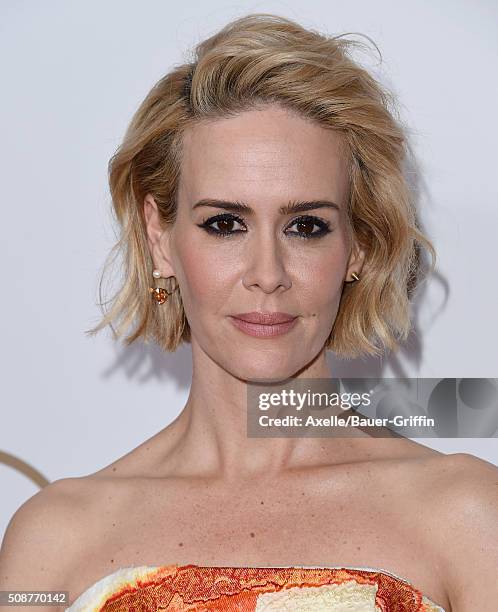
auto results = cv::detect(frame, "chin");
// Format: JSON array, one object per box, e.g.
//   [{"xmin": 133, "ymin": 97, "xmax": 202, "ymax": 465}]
[{"xmin": 223, "ymin": 354, "xmax": 303, "ymax": 384}]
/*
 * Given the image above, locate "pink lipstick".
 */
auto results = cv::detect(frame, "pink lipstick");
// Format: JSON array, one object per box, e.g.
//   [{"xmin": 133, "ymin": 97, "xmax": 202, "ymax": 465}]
[{"xmin": 229, "ymin": 311, "xmax": 298, "ymax": 338}]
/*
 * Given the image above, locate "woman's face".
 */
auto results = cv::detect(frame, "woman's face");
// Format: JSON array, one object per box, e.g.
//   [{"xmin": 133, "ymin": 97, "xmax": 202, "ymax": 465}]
[{"xmin": 146, "ymin": 104, "xmax": 363, "ymax": 382}]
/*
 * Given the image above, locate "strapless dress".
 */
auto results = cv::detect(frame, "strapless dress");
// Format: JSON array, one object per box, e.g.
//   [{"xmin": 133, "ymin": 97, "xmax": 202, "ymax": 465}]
[{"xmin": 65, "ymin": 564, "xmax": 446, "ymax": 611}]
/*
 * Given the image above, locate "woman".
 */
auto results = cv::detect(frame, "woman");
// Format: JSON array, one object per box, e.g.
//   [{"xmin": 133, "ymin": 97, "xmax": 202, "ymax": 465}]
[{"xmin": 0, "ymin": 12, "xmax": 497, "ymax": 612}]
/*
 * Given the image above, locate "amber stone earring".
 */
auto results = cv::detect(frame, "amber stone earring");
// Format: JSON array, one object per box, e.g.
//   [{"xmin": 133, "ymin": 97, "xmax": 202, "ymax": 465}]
[{"xmin": 149, "ymin": 269, "xmax": 179, "ymax": 304}]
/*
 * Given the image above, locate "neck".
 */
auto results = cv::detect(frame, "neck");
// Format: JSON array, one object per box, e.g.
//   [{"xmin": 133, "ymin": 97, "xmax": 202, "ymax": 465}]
[{"xmin": 161, "ymin": 339, "xmax": 369, "ymax": 485}]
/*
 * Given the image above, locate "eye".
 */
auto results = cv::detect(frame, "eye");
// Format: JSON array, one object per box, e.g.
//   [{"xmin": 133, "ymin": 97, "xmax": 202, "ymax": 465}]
[
  {"xmin": 196, "ymin": 213, "xmax": 332, "ymax": 240},
  {"xmin": 197, "ymin": 213, "xmax": 247, "ymax": 238},
  {"xmin": 286, "ymin": 215, "xmax": 331, "ymax": 239}
]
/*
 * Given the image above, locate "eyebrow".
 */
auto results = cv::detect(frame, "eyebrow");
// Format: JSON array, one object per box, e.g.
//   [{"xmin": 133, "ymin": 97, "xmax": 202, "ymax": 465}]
[{"xmin": 192, "ymin": 198, "xmax": 340, "ymax": 215}]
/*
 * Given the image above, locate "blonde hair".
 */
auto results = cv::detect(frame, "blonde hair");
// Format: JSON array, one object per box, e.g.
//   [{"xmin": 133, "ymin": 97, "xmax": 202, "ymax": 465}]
[{"xmin": 86, "ymin": 12, "xmax": 436, "ymax": 359}]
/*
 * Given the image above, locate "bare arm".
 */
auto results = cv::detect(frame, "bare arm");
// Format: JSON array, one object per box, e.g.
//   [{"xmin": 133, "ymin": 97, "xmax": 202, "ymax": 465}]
[{"xmin": 0, "ymin": 479, "xmax": 82, "ymax": 612}]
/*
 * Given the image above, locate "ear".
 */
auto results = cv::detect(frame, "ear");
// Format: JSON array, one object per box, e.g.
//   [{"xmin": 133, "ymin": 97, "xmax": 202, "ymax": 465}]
[
  {"xmin": 143, "ymin": 193, "xmax": 175, "ymax": 277},
  {"xmin": 345, "ymin": 238, "xmax": 366, "ymax": 283}
]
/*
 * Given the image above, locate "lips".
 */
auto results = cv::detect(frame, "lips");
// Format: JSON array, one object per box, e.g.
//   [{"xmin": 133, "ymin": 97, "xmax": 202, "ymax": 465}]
[
  {"xmin": 231, "ymin": 312, "xmax": 297, "ymax": 325},
  {"xmin": 229, "ymin": 312, "xmax": 299, "ymax": 338}
]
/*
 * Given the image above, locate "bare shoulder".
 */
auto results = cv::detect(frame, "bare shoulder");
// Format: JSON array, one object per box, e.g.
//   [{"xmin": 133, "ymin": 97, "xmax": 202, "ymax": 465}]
[
  {"xmin": 409, "ymin": 450, "xmax": 498, "ymax": 521},
  {"xmin": 0, "ymin": 477, "xmax": 93, "ymax": 611},
  {"xmin": 1, "ymin": 472, "xmax": 151, "ymax": 612},
  {"xmin": 418, "ymin": 452, "xmax": 498, "ymax": 610},
  {"xmin": 435, "ymin": 451, "xmax": 498, "ymax": 523},
  {"xmin": 421, "ymin": 450, "xmax": 498, "ymax": 499}
]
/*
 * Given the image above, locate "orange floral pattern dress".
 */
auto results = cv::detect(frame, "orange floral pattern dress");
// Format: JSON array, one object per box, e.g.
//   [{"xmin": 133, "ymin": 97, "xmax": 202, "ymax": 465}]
[{"xmin": 66, "ymin": 564, "xmax": 446, "ymax": 611}]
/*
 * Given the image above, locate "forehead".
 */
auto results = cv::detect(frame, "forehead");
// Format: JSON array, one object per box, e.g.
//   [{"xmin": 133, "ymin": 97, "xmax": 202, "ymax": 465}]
[{"xmin": 178, "ymin": 105, "xmax": 350, "ymax": 206}]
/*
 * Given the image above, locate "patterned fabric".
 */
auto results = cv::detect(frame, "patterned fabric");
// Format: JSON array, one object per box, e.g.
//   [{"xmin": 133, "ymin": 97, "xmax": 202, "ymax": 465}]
[{"xmin": 66, "ymin": 564, "xmax": 446, "ymax": 611}]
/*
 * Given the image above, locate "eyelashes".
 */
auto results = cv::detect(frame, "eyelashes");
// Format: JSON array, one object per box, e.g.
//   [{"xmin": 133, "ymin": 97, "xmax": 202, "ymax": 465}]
[{"xmin": 196, "ymin": 213, "xmax": 332, "ymax": 240}]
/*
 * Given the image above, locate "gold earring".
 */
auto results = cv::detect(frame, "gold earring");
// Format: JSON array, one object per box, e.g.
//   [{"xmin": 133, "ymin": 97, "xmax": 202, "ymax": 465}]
[
  {"xmin": 351, "ymin": 271, "xmax": 360, "ymax": 282},
  {"xmin": 149, "ymin": 269, "xmax": 179, "ymax": 304}
]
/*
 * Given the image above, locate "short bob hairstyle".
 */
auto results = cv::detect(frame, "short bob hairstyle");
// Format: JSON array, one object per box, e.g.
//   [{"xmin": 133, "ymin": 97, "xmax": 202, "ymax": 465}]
[{"xmin": 87, "ymin": 12, "xmax": 436, "ymax": 359}]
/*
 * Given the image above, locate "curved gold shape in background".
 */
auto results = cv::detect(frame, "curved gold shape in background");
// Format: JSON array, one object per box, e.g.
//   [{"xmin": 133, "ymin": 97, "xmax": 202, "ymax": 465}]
[{"xmin": 0, "ymin": 450, "xmax": 50, "ymax": 489}]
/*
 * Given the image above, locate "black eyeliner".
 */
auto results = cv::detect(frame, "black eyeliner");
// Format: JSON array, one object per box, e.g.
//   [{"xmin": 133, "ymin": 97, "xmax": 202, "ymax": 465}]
[{"xmin": 196, "ymin": 213, "xmax": 332, "ymax": 240}]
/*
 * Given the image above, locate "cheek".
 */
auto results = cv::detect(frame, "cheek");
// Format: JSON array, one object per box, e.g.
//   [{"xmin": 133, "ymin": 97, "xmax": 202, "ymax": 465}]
[
  {"xmin": 177, "ymin": 246, "xmax": 213, "ymax": 303},
  {"xmin": 301, "ymin": 264, "xmax": 344, "ymax": 314},
  {"xmin": 294, "ymin": 242, "xmax": 350, "ymax": 307},
  {"xmin": 174, "ymin": 233, "xmax": 235, "ymax": 306}
]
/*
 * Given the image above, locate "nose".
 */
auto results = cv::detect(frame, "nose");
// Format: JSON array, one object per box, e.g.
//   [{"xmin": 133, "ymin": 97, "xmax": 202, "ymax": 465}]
[{"xmin": 242, "ymin": 228, "xmax": 292, "ymax": 293}]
